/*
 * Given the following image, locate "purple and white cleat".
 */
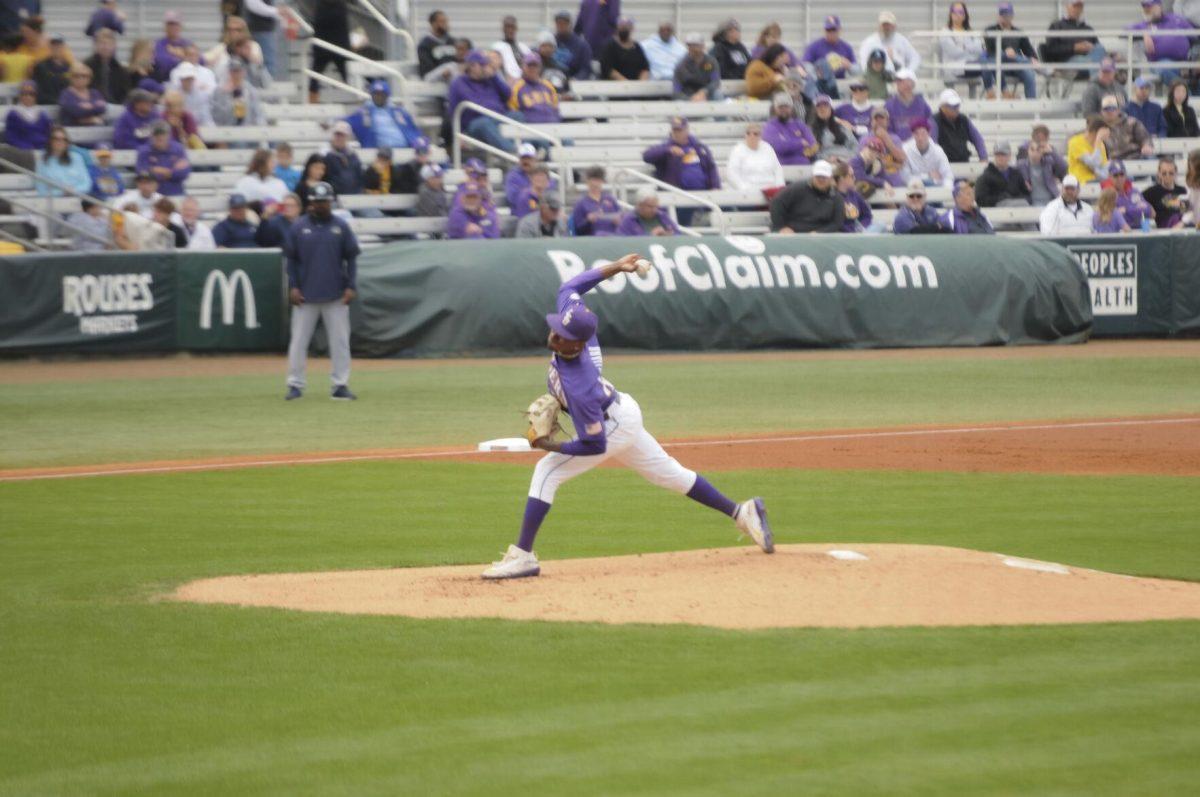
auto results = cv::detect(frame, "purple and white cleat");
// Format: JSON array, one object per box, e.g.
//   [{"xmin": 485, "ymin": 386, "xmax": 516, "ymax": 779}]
[{"xmin": 735, "ymin": 498, "xmax": 775, "ymax": 553}]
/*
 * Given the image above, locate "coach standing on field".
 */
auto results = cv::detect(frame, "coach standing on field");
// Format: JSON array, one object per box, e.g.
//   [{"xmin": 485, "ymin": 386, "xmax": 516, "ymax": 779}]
[{"xmin": 283, "ymin": 181, "xmax": 360, "ymax": 401}]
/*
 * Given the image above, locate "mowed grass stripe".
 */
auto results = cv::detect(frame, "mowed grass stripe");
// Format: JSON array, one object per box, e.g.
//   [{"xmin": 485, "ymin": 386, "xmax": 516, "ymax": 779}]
[{"xmin": 3, "ymin": 353, "xmax": 1200, "ymax": 468}]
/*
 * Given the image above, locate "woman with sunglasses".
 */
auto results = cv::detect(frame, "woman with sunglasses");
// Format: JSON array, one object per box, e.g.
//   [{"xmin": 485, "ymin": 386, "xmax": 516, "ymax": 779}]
[
  {"xmin": 59, "ymin": 63, "xmax": 108, "ymax": 127},
  {"xmin": 3, "ymin": 80, "xmax": 52, "ymax": 150}
]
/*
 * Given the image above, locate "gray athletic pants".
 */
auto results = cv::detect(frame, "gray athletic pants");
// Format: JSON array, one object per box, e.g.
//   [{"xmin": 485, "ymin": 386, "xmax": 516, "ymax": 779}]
[{"xmin": 286, "ymin": 301, "xmax": 350, "ymax": 390}]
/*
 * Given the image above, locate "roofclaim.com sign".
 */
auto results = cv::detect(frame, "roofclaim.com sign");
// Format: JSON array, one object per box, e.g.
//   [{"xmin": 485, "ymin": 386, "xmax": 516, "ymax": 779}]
[{"xmin": 1068, "ymin": 244, "xmax": 1137, "ymax": 316}]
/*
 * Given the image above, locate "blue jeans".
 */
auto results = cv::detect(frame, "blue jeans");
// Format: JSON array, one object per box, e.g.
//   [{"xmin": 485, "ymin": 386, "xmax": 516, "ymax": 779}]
[
  {"xmin": 811, "ymin": 56, "xmax": 844, "ymax": 99},
  {"xmin": 980, "ymin": 53, "xmax": 1037, "ymax": 98},
  {"xmin": 465, "ymin": 111, "xmax": 524, "ymax": 154},
  {"xmin": 252, "ymin": 29, "xmax": 279, "ymax": 80}
]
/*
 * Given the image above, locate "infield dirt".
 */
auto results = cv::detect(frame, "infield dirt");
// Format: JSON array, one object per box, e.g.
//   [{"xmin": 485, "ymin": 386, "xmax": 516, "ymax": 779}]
[{"xmin": 172, "ymin": 545, "xmax": 1200, "ymax": 630}]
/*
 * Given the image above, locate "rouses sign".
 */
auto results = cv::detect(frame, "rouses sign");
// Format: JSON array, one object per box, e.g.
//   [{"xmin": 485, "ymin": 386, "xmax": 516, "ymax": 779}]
[
  {"xmin": 1066, "ymin": 243, "xmax": 1137, "ymax": 316},
  {"xmin": 62, "ymin": 271, "xmax": 157, "ymax": 335}
]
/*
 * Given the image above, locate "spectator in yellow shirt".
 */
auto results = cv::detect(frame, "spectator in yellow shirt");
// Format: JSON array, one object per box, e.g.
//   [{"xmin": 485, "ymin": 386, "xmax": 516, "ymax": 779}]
[{"xmin": 1067, "ymin": 116, "xmax": 1110, "ymax": 184}]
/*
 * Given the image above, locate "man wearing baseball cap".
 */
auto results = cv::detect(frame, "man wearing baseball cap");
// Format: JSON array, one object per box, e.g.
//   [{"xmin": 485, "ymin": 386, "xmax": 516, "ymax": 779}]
[
  {"xmin": 1038, "ymin": 174, "xmax": 1094, "ymax": 235},
  {"xmin": 504, "ymin": 143, "xmax": 559, "ymax": 208},
  {"xmin": 415, "ymin": 163, "xmax": 449, "ymax": 219},
  {"xmin": 552, "ymin": 10, "xmax": 593, "ymax": 80},
  {"xmin": 510, "ymin": 52, "xmax": 563, "ymax": 123},
  {"xmin": 769, "ymin": 159, "xmax": 845, "ymax": 234},
  {"xmin": 1126, "ymin": 75, "xmax": 1167, "ymax": 138},
  {"xmin": 515, "ymin": 194, "xmax": 567, "ymax": 238},
  {"xmin": 152, "ymin": 11, "xmax": 192, "ymax": 81},
  {"xmin": 1130, "ymin": 0, "xmax": 1193, "ymax": 85},
  {"xmin": 883, "ymin": 69, "xmax": 934, "ymax": 143},
  {"xmin": 764, "ymin": 94, "xmax": 819, "ymax": 166},
  {"xmin": 674, "ymin": 32, "xmax": 722, "ymax": 101},
  {"xmin": 211, "ymin": 193, "xmax": 259, "ymax": 249},
  {"xmin": 284, "ymin": 181, "xmax": 361, "ymax": 402},
  {"xmin": 930, "ymin": 90, "xmax": 985, "ymax": 165},
  {"xmin": 982, "ymin": 3, "xmax": 1039, "ymax": 98},
  {"xmin": 974, "ymin": 141, "xmax": 1032, "ymax": 210},
  {"xmin": 642, "ymin": 117, "xmax": 720, "ymax": 225},
  {"xmin": 447, "ymin": 182, "xmax": 500, "ymax": 239},
  {"xmin": 448, "ymin": 49, "xmax": 520, "ymax": 153},
  {"xmin": 941, "ymin": 179, "xmax": 994, "ymax": 234},
  {"xmin": 1044, "ymin": 0, "xmax": 1105, "ymax": 77},
  {"xmin": 321, "ymin": 120, "xmax": 365, "ymax": 200},
  {"xmin": 802, "ymin": 15, "xmax": 857, "ymax": 98},
  {"xmin": 1081, "ymin": 57, "xmax": 1127, "ymax": 116},
  {"xmin": 893, "ymin": 178, "xmax": 946, "ymax": 234},
  {"xmin": 835, "ymin": 78, "xmax": 874, "ymax": 137},
  {"xmin": 857, "ymin": 10, "xmax": 921, "ymax": 75},
  {"xmin": 87, "ymin": 142, "xmax": 125, "ymax": 202},
  {"xmin": 343, "ymin": 78, "xmax": 423, "ymax": 149}
]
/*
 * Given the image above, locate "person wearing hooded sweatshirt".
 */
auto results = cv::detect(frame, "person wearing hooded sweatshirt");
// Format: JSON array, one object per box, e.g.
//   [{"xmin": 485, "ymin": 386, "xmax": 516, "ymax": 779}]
[
  {"xmin": 112, "ymin": 89, "xmax": 161, "ymax": 150},
  {"xmin": 709, "ymin": 18, "xmax": 750, "ymax": 80},
  {"xmin": 343, "ymin": 79, "xmax": 423, "ymax": 149},
  {"xmin": 641, "ymin": 117, "xmax": 719, "ymax": 226},
  {"xmin": 762, "ymin": 94, "xmax": 819, "ymax": 166}
]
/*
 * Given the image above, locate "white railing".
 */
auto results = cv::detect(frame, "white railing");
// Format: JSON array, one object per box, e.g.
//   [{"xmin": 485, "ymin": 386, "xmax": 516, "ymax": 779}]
[
  {"xmin": 451, "ymin": 101, "xmax": 568, "ymax": 207},
  {"xmin": 0, "ymin": 154, "xmax": 117, "ymax": 249},
  {"xmin": 610, "ymin": 168, "xmax": 726, "ymax": 237},
  {"xmin": 349, "ymin": 0, "xmax": 417, "ymax": 62}
]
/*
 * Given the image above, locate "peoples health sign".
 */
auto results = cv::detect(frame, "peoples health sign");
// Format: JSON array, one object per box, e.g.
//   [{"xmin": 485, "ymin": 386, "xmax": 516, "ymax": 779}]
[{"xmin": 1067, "ymin": 243, "xmax": 1138, "ymax": 317}]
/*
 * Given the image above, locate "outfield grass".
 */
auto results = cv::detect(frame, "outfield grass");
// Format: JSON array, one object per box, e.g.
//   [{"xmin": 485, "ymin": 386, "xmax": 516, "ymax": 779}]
[
  {"xmin": 3, "ymin": 352, "xmax": 1200, "ymax": 468},
  {"xmin": 2, "ymin": 462, "xmax": 1199, "ymax": 794}
]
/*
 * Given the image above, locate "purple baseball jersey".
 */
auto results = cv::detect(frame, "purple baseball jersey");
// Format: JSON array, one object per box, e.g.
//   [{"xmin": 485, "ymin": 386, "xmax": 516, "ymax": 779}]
[{"xmin": 547, "ymin": 268, "xmax": 616, "ymax": 444}]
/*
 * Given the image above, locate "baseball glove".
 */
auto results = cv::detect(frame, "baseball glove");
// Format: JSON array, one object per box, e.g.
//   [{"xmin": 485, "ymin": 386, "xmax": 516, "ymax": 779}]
[{"xmin": 525, "ymin": 394, "xmax": 563, "ymax": 445}]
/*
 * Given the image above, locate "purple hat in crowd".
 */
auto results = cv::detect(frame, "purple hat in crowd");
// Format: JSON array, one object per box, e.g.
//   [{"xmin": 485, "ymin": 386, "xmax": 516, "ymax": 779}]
[{"xmin": 546, "ymin": 304, "xmax": 599, "ymax": 342}]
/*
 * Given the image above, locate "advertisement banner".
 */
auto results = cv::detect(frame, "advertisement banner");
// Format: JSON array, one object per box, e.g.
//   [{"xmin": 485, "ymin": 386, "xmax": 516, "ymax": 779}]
[
  {"xmin": 1053, "ymin": 235, "xmax": 1180, "ymax": 337},
  {"xmin": 0, "ymin": 252, "xmax": 176, "ymax": 352},
  {"xmin": 352, "ymin": 235, "xmax": 1093, "ymax": 357},
  {"xmin": 176, "ymin": 252, "xmax": 286, "ymax": 351}
]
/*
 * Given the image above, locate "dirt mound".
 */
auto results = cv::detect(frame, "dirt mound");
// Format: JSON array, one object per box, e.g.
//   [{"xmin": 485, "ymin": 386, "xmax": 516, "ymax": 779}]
[{"xmin": 171, "ymin": 545, "xmax": 1200, "ymax": 629}]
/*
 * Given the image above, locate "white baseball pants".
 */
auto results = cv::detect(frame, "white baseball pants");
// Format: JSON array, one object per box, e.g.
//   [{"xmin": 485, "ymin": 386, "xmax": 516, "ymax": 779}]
[
  {"xmin": 529, "ymin": 392, "xmax": 697, "ymax": 504},
  {"xmin": 286, "ymin": 301, "xmax": 351, "ymax": 389}
]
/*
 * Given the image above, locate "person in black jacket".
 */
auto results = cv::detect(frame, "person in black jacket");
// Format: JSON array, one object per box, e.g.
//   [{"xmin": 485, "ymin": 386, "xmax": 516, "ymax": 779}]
[
  {"xmin": 709, "ymin": 18, "xmax": 750, "ymax": 80},
  {"xmin": 1042, "ymin": 0, "xmax": 1104, "ymax": 79},
  {"xmin": 308, "ymin": 0, "xmax": 350, "ymax": 102},
  {"xmin": 32, "ymin": 34, "xmax": 72, "ymax": 104},
  {"xmin": 85, "ymin": 28, "xmax": 129, "ymax": 104},
  {"xmin": 769, "ymin": 160, "xmax": 845, "ymax": 233},
  {"xmin": 974, "ymin": 142, "xmax": 1031, "ymax": 208},
  {"xmin": 417, "ymin": 9, "xmax": 457, "ymax": 79},
  {"xmin": 982, "ymin": 3, "xmax": 1038, "ymax": 98},
  {"xmin": 1164, "ymin": 79, "xmax": 1200, "ymax": 138}
]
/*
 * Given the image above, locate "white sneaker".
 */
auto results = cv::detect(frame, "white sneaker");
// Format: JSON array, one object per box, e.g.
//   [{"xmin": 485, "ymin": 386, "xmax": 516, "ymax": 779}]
[
  {"xmin": 735, "ymin": 498, "xmax": 775, "ymax": 553},
  {"xmin": 481, "ymin": 544, "xmax": 541, "ymax": 579}
]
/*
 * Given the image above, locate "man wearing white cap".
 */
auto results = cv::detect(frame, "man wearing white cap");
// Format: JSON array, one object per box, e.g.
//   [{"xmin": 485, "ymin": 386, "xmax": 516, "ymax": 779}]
[
  {"xmin": 171, "ymin": 62, "xmax": 214, "ymax": 127},
  {"xmin": 857, "ymin": 11, "xmax": 920, "ymax": 75},
  {"xmin": 415, "ymin": 163, "xmax": 449, "ymax": 220},
  {"xmin": 933, "ymin": 89, "xmax": 988, "ymax": 163},
  {"xmin": 674, "ymin": 33, "xmax": 722, "ymax": 101},
  {"xmin": 769, "ymin": 160, "xmax": 845, "ymax": 234},
  {"xmin": 504, "ymin": 143, "xmax": 559, "ymax": 208},
  {"xmin": 1038, "ymin": 174, "xmax": 1094, "ymax": 235},
  {"xmin": 883, "ymin": 69, "xmax": 934, "ymax": 142}
]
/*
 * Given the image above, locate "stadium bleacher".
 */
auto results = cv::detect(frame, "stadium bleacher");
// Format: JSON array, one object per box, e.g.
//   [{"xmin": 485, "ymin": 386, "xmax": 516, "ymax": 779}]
[{"xmin": 1, "ymin": 1, "xmax": 1196, "ymax": 248}]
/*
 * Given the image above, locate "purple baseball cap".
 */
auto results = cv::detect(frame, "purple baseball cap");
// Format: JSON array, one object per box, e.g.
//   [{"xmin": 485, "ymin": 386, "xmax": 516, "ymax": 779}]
[
  {"xmin": 412, "ymin": 135, "xmax": 430, "ymax": 153},
  {"xmin": 1109, "ymin": 159, "xmax": 1126, "ymax": 175},
  {"xmin": 1100, "ymin": 57, "xmax": 1116, "ymax": 73},
  {"xmin": 815, "ymin": 94, "xmax": 833, "ymax": 106},
  {"xmin": 824, "ymin": 15, "xmax": 841, "ymax": 31},
  {"xmin": 998, "ymin": 2, "xmax": 1014, "ymax": 15},
  {"xmin": 1141, "ymin": 0, "xmax": 1161, "ymax": 6},
  {"xmin": 522, "ymin": 52, "xmax": 542, "ymax": 66},
  {"xmin": 546, "ymin": 304, "xmax": 598, "ymax": 342},
  {"xmin": 465, "ymin": 49, "xmax": 489, "ymax": 65},
  {"xmin": 464, "ymin": 157, "xmax": 486, "ymax": 175},
  {"xmin": 909, "ymin": 117, "xmax": 931, "ymax": 132}
]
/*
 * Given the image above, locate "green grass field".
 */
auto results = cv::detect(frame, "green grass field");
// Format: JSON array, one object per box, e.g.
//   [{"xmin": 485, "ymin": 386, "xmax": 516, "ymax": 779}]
[{"xmin": 2, "ymin": 348, "xmax": 1199, "ymax": 794}]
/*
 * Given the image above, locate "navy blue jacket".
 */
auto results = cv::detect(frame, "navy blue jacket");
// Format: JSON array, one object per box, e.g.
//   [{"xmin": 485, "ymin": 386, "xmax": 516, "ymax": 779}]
[
  {"xmin": 323, "ymin": 147, "xmax": 364, "ymax": 196},
  {"xmin": 284, "ymin": 213, "xmax": 361, "ymax": 303},
  {"xmin": 212, "ymin": 217, "xmax": 260, "ymax": 248},
  {"xmin": 255, "ymin": 214, "xmax": 294, "ymax": 248}
]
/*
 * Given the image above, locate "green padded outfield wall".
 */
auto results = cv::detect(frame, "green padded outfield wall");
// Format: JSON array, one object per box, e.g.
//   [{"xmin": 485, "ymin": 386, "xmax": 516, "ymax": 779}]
[
  {"xmin": 349, "ymin": 235, "xmax": 1093, "ymax": 356},
  {"xmin": 0, "ymin": 251, "xmax": 286, "ymax": 353}
]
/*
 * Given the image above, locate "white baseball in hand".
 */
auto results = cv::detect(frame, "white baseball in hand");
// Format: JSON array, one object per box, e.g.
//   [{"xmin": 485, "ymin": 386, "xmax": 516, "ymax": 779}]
[{"xmin": 634, "ymin": 258, "xmax": 652, "ymax": 276}]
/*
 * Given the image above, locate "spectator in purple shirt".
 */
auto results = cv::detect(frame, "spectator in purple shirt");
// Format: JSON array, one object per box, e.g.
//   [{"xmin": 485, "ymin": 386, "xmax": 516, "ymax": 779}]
[
  {"xmin": 447, "ymin": 182, "xmax": 500, "ymax": 239},
  {"xmin": 152, "ymin": 11, "xmax": 192, "ymax": 81},
  {"xmin": 616, "ymin": 187, "xmax": 681, "ymax": 236},
  {"xmin": 835, "ymin": 78, "xmax": 874, "ymax": 138},
  {"xmin": 571, "ymin": 165, "xmax": 622, "ymax": 236},
  {"xmin": 448, "ymin": 49, "xmax": 520, "ymax": 154},
  {"xmin": 3, "ymin": 81, "xmax": 52, "ymax": 150},
  {"xmin": 802, "ymin": 15, "xmax": 857, "ymax": 99},
  {"xmin": 834, "ymin": 161, "xmax": 873, "ymax": 232},
  {"xmin": 86, "ymin": 0, "xmax": 125, "ymax": 37},
  {"xmin": 508, "ymin": 53, "xmax": 561, "ymax": 123},
  {"xmin": 59, "ymin": 62, "xmax": 107, "ymax": 126},
  {"xmin": 574, "ymin": 0, "xmax": 621, "ymax": 57},
  {"xmin": 1130, "ymin": 0, "xmax": 1193, "ymax": 84},
  {"xmin": 112, "ymin": 89, "xmax": 161, "ymax": 149},
  {"xmin": 884, "ymin": 69, "xmax": 935, "ymax": 142},
  {"xmin": 135, "ymin": 120, "xmax": 189, "ymax": 195},
  {"xmin": 762, "ymin": 93, "xmax": 819, "ymax": 166},
  {"xmin": 641, "ymin": 116, "xmax": 719, "ymax": 226},
  {"xmin": 513, "ymin": 166, "xmax": 554, "ymax": 219},
  {"xmin": 1092, "ymin": 187, "xmax": 1131, "ymax": 233}
]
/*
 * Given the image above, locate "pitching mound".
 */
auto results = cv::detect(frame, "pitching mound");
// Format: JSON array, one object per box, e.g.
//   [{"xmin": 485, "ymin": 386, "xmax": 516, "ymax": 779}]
[{"xmin": 171, "ymin": 545, "xmax": 1200, "ymax": 629}]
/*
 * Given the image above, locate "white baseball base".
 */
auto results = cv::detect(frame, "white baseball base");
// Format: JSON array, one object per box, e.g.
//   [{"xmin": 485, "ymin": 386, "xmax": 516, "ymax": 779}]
[{"xmin": 477, "ymin": 437, "xmax": 533, "ymax": 453}]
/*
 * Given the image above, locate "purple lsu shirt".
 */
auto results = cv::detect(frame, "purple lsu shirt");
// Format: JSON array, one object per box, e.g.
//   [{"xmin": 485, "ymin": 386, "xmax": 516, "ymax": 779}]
[{"xmin": 547, "ymin": 268, "xmax": 616, "ymax": 443}]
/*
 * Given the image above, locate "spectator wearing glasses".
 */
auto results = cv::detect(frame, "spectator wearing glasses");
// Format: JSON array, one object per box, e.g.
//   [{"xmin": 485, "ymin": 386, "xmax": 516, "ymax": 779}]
[
  {"xmin": 1100, "ymin": 94, "xmax": 1153, "ymax": 161},
  {"xmin": 834, "ymin": 78, "xmax": 874, "ymax": 138},
  {"xmin": 1141, "ymin": 157, "xmax": 1187, "ymax": 228},
  {"xmin": 4, "ymin": 81, "xmax": 52, "ymax": 150},
  {"xmin": 893, "ymin": 178, "xmax": 947, "ymax": 234}
]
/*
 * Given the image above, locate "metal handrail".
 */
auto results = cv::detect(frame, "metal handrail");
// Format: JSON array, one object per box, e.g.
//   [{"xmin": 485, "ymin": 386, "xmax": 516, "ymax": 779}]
[
  {"xmin": 306, "ymin": 35, "xmax": 412, "ymax": 101},
  {"xmin": 0, "ymin": 227, "xmax": 48, "ymax": 253},
  {"xmin": 451, "ymin": 101, "xmax": 568, "ymax": 207},
  {"xmin": 304, "ymin": 69, "xmax": 371, "ymax": 100},
  {"xmin": 0, "ymin": 154, "xmax": 113, "ymax": 248},
  {"xmin": 610, "ymin": 167, "xmax": 724, "ymax": 237},
  {"xmin": 348, "ymin": 0, "xmax": 417, "ymax": 61}
]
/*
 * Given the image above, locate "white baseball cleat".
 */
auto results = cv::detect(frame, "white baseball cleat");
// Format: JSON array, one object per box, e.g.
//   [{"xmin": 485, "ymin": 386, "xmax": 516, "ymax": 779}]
[
  {"xmin": 735, "ymin": 498, "xmax": 775, "ymax": 553},
  {"xmin": 481, "ymin": 544, "xmax": 541, "ymax": 579}
]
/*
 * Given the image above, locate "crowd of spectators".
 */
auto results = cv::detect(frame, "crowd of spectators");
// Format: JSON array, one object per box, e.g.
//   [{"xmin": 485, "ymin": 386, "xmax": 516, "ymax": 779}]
[{"xmin": 2, "ymin": 2, "xmax": 1200, "ymax": 251}]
